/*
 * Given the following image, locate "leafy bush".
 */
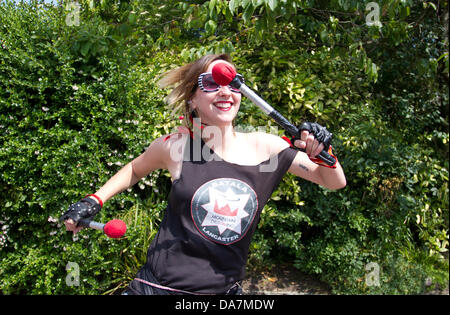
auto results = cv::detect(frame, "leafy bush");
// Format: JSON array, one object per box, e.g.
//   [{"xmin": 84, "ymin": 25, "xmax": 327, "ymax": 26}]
[{"xmin": 0, "ymin": 1, "xmax": 173, "ymax": 294}]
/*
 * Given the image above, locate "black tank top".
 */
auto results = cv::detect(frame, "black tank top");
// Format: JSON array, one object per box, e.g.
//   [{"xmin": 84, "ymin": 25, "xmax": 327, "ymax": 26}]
[{"xmin": 145, "ymin": 135, "xmax": 298, "ymax": 294}]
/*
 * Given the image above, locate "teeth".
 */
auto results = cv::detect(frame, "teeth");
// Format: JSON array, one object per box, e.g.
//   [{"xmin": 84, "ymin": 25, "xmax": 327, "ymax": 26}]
[{"xmin": 214, "ymin": 102, "xmax": 232, "ymax": 108}]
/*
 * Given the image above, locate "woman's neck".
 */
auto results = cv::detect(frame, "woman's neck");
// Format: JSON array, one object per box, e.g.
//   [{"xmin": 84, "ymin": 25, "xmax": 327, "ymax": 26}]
[{"xmin": 201, "ymin": 124, "xmax": 238, "ymax": 156}]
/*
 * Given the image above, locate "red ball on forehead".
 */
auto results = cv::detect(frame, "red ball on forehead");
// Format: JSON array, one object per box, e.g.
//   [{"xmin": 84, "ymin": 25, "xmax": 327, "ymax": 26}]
[{"xmin": 212, "ymin": 62, "xmax": 236, "ymax": 86}]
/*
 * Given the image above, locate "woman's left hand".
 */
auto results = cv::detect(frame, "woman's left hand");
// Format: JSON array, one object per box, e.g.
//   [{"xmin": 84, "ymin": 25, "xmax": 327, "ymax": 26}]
[{"xmin": 292, "ymin": 122, "xmax": 332, "ymax": 158}]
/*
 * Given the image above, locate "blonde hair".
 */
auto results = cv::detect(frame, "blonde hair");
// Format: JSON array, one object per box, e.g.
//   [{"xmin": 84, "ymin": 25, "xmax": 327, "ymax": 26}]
[{"xmin": 158, "ymin": 54, "xmax": 234, "ymax": 127}]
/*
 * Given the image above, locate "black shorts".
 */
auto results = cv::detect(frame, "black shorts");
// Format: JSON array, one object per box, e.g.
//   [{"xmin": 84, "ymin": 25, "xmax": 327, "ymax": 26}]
[{"xmin": 123, "ymin": 266, "xmax": 243, "ymax": 295}]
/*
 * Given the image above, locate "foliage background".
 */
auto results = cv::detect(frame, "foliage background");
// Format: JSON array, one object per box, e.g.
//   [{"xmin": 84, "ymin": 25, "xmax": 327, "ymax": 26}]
[{"xmin": 0, "ymin": 0, "xmax": 448, "ymax": 294}]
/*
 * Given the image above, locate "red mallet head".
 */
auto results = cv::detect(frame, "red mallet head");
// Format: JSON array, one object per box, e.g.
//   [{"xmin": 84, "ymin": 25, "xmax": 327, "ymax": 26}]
[
  {"xmin": 104, "ymin": 219, "xmax": 127, "ymax": 238},
  {"xmin": 212, "ymin": 62, "xmax": 236, "ymax": 86}
]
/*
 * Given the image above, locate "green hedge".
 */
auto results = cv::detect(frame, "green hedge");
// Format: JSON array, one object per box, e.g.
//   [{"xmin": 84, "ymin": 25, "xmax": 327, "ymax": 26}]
[
  {"xmin": 0, "ymin": 1, "xmax": 174, "ymax": 294},
  {"xmin": 0, "ymin": 1, "xmax": 448, "ymax": 294}
]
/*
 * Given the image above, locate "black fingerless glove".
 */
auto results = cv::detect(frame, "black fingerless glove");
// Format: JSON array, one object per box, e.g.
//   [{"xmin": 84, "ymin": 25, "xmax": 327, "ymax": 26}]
[
  {"xmin": 286, "ymin": 122, "xmax": 337, "ymax": 168},
  {"xmin": 291, "ymin": 122, "xmax": 333, "ymax": 152},
  {"xmin": 60, "ymin": 196, "xmax": 102, "ymax": 224}
]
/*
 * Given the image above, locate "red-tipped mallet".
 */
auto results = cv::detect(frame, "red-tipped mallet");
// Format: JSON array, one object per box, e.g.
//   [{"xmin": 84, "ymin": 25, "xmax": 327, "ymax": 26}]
[
  {"xmin": 212, "ymin": 63, "xmax": 336, "ymax": 167},
  {"xmin": 78, "ymin": 218, "xmax": 127, "ymax": 238}
]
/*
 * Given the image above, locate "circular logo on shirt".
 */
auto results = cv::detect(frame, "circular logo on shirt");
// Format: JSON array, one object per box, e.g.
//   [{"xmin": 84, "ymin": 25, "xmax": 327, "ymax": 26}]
[{"xmin": 191, "ymin": 178, "xmax": 258, "ymax": 245}]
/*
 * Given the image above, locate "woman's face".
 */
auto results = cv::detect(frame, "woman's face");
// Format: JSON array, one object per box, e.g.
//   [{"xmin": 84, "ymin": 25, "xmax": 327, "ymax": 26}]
[{"xmin": 190, "ymin": 60, "xmax": 241, "ymax": 127}]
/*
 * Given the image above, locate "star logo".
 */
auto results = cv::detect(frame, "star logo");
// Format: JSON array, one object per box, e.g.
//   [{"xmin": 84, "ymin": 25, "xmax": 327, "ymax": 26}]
[
  {"xmin": 200, "ymin": 188, "xmax": 250, "ymax": 235},
  {"xmin": 191, "ymin": 178, "xmax": 258, "ymax": 245}
]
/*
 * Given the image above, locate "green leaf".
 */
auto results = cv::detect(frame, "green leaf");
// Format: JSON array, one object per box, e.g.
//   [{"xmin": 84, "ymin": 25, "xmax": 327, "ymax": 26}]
[
  {"xmin": 209, "ymin": 0, "xmax": 217, "ymax": 11},
  {"xmin": 128, "ymin": 13, "xmax": 137, "ymax": 25},
  {"xmin": 80, "ymin": 42, "xmax": 91, "ymax": 57},
  {"xmin": 243, "ymin": 3, "xmax": 255, "ymax": 24},
  {"xmin": 205, "ymin": 19, "xmax": 217, "ymax": 35},
  {"xmin": 267, "ymin": 0, "xmax": 278, "ymax": 11},
  {"xmin": 320, "ymin": 29, "xmax": 328, "ymax": 43},
  {"xmin": 427, "ymin": 2, "xmax": 437, "ymax": 10},
  {"xmin": 229, "ymin": 0, "xmax": 239, "ymax": 12},
  {"xmin": 209, "ymin": 0, "xmax": 217, "ymax": 16},
  {"xmin": 119, "ymin": 23, "xmax": 131, "ymax": 37}
]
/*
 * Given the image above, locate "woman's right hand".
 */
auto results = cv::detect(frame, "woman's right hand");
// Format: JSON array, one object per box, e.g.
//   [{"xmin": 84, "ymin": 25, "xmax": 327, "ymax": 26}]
[
  {"xmin": 60, "ymin": 197, "xmax": 102, "ymax": 234},
  {"xmin": 64, "ymin": 218, "xmax": 84, "ymax": 235}
]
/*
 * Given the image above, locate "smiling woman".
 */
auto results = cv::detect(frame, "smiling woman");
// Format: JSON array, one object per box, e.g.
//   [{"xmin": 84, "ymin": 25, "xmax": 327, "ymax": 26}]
[
  {"xmin": 158, "ymin": 54, "xmax": 238, "ymax": 129},
  {"xmin": 60, "ymin": 53, "xmax": 346, "ymax": 295},
  {"xmin": 189, "ymin": 59, "xmax": 242, "ymax": 128}
]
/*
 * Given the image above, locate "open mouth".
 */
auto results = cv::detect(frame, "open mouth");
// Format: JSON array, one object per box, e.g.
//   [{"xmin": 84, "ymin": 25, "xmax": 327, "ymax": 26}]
[{"xmin": 213, "ymin": 101, "xmax": 233, "ymax": 111}]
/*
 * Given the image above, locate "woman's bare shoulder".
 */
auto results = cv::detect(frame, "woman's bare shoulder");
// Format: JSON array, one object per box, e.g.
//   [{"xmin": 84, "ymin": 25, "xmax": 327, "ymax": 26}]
[{"xmin": 241, "ymin": 131, "xmax": 290, "ymax": 155}]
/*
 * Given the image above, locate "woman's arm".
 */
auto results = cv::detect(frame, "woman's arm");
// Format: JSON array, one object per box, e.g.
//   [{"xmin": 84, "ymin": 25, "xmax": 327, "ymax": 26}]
[
  {"xmin": 288, "ymin": 152, "xmax": 346, "ymax": 190},
  {"xmin": 256, "ymin": 128, "xmax": 346, "ymax": 190},
  {"xmin": 288, "ymin": 126, "xmax": 346, "ymax": 190},
  {"xmin": 63, "ymin": 134, "xmax": 178, "ymax": 233},
  {"xmin": 92, "ymin": 135, "xmax": 171, "ymax": 204}
]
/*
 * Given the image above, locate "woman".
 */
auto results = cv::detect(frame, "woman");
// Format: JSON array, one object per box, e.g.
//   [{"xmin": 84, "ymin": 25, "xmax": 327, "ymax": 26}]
[{"xmin": 61, "ymin": 54, "xmax": 346, "ymax": 295}]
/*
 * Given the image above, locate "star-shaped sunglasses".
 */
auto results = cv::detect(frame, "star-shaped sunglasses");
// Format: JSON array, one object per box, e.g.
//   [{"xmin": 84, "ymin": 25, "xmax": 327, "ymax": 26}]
[{"xmin": 197, "ymin": 72, "xmax": 244, "ymax": 93}]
